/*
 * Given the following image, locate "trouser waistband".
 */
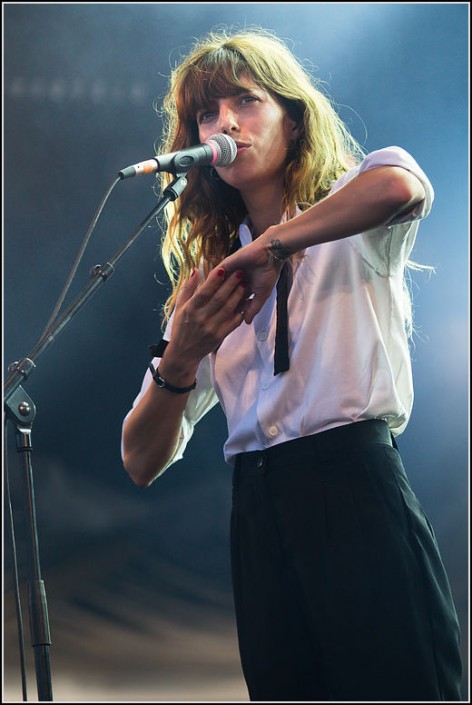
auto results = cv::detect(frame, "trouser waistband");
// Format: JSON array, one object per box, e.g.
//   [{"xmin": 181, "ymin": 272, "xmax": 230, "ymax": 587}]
[{"xmin": 234, "ymin": 419, "xmax": 395, "ymax": 475}]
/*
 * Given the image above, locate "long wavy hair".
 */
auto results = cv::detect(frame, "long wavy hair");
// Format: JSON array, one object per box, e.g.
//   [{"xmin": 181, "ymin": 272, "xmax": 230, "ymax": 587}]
[
  {"xmin": 156, "ymin": 27, "xmax": 365, "ymax": 323},
  {"xmin": 156, "ymin": 26, "xmax": 429, "ymax": 336}
]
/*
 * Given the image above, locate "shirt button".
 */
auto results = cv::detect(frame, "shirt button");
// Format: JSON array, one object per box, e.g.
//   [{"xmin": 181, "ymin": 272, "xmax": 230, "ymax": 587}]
[
  {"xmin": 258, "ymin": 331, "xmax": 268, "ymax": 341},
  {"xmin": 269, "ymin": 426, "xmax": 278, "ymax": 438},
  {"xmin": 256, "ymin": 456, "xmax": 265, "ymax": 468},
  {"xmin": 261, "ymin": 380, "xmax": 270, "ymax": 390}
]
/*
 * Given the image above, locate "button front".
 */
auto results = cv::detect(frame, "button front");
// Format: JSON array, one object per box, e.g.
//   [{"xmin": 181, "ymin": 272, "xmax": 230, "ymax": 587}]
[
  {"xmin": 258, "ymin": 331, "xmax": 268, "ymax": 341},
  {"xmin": 269, "ymin": 426, "xmax": 278, "ymax": 438},
  {"xmin": 256, "ymin": 456, "xmax": 265, "ymax": 468}
]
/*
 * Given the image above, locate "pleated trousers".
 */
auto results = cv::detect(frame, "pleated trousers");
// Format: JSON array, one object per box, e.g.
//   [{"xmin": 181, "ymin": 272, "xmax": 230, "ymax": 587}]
[{"xmin": 231, "ymin": 420, "xmax": 463, "ymax": 701}]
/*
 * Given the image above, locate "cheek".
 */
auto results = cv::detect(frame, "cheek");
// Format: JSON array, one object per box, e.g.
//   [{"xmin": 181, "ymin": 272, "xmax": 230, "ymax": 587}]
[
  {"xmin": 195, "ymin": 119, "xmax": 212, "ymax": 143},
  {"xmin": 263, "ymin": 113, "xmax": 293, "ymax": 148},
  {"xmin": 264, "ymin": 125, "xmax": 293, "ymax": 159}
]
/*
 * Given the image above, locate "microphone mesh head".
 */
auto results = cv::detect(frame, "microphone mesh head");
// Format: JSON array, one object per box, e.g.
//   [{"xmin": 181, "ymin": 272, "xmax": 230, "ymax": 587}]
[{"xmin": 207, "ymin": 134, "xmax": 237, "ymax": 166}]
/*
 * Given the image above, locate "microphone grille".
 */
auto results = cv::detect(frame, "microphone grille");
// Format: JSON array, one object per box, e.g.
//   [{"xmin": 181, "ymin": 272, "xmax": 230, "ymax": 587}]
[{"xmin": 207, "ymin": 134, "xmax": 237, "ymax": 167}]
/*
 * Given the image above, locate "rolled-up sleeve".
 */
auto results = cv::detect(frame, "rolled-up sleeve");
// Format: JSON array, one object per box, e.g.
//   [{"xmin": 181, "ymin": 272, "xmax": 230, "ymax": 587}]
[
  {"xmin": 121, "ymin": 316, "xmax": 219, "ymax": 473},
  {"xmin": 331, "ymin": 146, "xmax": 435, "ymax": 276},
  {"xmin": 358, "ymin": 146, "xmax": 434, "ymax": 225}
]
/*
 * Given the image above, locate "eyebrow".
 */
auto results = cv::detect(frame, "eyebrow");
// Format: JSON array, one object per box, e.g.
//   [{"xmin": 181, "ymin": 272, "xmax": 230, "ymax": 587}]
[{"xmin": 197, "ymin": 86, "xmax": 260, "ymax": 108}]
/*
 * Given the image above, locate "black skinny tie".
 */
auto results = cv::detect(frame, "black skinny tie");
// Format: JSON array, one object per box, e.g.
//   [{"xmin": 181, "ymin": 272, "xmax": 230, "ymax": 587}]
[
  {"xmin": 230, "ymin": 235, "xmax": 291, "ymax": 375},
  {"xmin": 274, "ymin": 261, "xmax": 291, "ymax": 375}
]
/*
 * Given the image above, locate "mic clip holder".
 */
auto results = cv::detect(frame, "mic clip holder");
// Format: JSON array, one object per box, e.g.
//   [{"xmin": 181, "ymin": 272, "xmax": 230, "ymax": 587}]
[{"xmin": 163, "ymin": 173, "xmax": 188, "ymax": 199}]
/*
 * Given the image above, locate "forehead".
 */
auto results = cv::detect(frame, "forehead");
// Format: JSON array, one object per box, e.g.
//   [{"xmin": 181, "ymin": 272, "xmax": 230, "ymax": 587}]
[
  {"xmin": 179, "ymin": 62, "xmax": 261, "ymax": 119},
  {"xmin": 197, "ymin": 77, "xmax": 263, "ymax": 110}
]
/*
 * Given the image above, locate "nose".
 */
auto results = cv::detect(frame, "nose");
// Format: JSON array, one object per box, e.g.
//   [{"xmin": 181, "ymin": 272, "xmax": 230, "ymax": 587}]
[{"xmin": 217, "ymin": 105, "xmax": 239, "ymax": 134}]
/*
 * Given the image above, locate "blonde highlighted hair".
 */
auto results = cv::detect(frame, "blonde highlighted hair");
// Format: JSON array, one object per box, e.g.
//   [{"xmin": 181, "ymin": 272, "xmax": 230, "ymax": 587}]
[
  {"xmin": 157, "ymin": 27, "xmax": 365, "ymax": 322},
  {"xmin": 155, "ymin": 26, "xmax": 429, "ymax": 336}
]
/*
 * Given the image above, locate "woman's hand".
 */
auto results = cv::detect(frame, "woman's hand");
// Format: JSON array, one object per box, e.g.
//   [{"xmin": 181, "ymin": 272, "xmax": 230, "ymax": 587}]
[
  {"xmin": 163, "ymin": 265, "xmax": 248, "ymax": 371},
  {"xmin": 218, "ymin": 226, "xmax": 291, "ymax": 323}
]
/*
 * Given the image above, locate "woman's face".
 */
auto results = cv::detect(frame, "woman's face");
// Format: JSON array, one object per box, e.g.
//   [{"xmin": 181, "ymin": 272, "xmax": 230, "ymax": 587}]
[{"xmin": 196, "ymin": 77, "xmax": 299, "ymax": 199}]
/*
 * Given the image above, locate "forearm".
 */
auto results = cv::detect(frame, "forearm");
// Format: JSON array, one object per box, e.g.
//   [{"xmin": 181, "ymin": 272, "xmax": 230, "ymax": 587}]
[
  {"xmin": 217, "ymin": 165, "xmax": 426, "ymax": 324},
  {"xmin": 265, "ymin": 166, "xmax": 426, "ymax": 254},
  {"xmin": 122, "ymin": 267, "xmax": 247, "ymax": 486},
  {"xmin": 122, "ymin": 354, "xmax": 199, "ymax": 487}
]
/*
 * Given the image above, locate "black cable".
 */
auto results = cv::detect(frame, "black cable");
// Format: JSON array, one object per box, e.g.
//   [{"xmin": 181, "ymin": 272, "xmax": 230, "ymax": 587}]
[{"xmin": 39, "ymin": 175, "xmax": 121, "ymax": 341}]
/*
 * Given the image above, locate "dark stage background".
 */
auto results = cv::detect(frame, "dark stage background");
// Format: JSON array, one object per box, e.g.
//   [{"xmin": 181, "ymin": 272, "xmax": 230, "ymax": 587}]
[{"xmin": 3, "ymin": 3, "xmax": 469, "ymax": 702}]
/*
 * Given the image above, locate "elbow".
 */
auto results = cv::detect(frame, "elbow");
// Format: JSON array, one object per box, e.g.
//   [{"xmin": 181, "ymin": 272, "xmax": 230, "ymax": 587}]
[
  {"xmin": 385, "ymin": 167, "xmax": 426, "ymax": 214},
  {"xmin": 129, "ymin": 472, "xmax": 155, "ymax": 490},
  {"xmin": 122, "ymin": 453, "xmax": 161, "ymax": 489}
]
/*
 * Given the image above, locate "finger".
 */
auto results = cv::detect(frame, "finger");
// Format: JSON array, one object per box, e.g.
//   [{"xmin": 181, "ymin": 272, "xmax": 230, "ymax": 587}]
[
  {"xmin": 176, "ymin": 268, "xmax": 200, "ymax": 307},
  {"xmin": 217, "ymin": 294, "xmax": 248, "ymax": 338},
  {"xmin": 202, "ymin": 279, "xmax": 247, "ymax": 328},
  {"xmin": 193, "ymin": 268, "xmax": 244, "ymax": 309},
  {"xmin": 243, "ymin": 294, "xmax": 266, "ymax": 324},
  {"xmin": 225, "ymin": 278, "xmax": 249, "ymax": 315}
]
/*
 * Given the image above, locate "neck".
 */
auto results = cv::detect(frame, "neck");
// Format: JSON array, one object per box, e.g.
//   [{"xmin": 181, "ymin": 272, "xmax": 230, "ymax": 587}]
[{"xmin": 241, "ymin": 182, "xmax": 285, "ymax": 238}]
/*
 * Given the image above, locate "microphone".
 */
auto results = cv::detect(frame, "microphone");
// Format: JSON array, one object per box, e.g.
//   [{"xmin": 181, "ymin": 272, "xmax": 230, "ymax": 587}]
[{"xmin": 118, "ymin": 133, "xmax": 237, "ymax": 179}]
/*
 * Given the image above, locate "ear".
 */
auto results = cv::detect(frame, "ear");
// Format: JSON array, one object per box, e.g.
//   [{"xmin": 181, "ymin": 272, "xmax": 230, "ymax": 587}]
[
  {"xmin": 291, "ymin": 121, "xmax": 302, "ymax": 141},
  {"xmin": 284, "ymin": 114, "xmax": 302, "ymax": 142}
]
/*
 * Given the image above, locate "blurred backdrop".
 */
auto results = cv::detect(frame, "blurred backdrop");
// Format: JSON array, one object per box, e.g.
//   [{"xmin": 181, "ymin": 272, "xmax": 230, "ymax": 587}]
[{"xmin": 3, "ymin": 3, "xmax": 469, "ymax": 702}]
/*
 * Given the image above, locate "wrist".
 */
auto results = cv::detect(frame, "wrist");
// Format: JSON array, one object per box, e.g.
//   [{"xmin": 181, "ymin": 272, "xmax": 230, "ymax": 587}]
[
  {"xmin": 157, "ymin": 355, "xmax": 199, "ymax": 388},
  {"xmin": 265, "ymin": 237, "xmax": 295, "ymax": 266},
  {"xmin": 150, "ymin": 364, "xmax": 197, "ymax": 394}
]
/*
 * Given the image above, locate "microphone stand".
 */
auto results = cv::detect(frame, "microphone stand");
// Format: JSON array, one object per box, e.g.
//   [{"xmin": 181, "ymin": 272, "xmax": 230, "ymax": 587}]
[{"xmin": 4, "ymin": 172, "xmax": 189, "ymax": 701}]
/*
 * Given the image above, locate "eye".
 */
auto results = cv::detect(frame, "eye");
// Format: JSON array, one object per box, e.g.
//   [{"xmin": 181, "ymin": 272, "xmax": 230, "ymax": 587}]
[
  {"xmin": 197, "ymin": 108, "xmax": 217, "ymax": 124},
  {"xmin": 240, "ymin": 94, "xmax": 260, "ymax": 105}
]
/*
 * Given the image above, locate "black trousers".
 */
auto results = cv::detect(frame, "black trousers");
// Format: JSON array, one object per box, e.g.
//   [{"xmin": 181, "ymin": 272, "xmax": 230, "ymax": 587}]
[{"xmin": 231, "ymin": 420, "xmax": 462, "ymax": 701}]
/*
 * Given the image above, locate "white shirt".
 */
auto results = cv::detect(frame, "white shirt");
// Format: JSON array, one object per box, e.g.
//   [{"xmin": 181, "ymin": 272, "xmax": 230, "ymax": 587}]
[{"xmin": 123, "ymin": 146, "xmax": 434, "ymax": 469}]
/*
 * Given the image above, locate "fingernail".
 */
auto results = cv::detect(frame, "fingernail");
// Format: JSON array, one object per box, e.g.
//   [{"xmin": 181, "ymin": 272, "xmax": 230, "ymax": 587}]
[
  {"xmin": 190, "ymin": 268, "xmax": 197, "ymax": 278},
  {"xmin": 235, "ymin": 270, "xmax": 244, "ymax": 280},
  {"xmin": 217, "ymin": 268, "xmax": 225, "ymax": 277}
]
